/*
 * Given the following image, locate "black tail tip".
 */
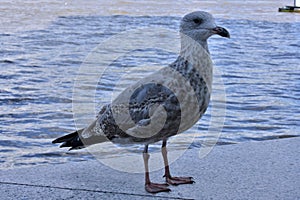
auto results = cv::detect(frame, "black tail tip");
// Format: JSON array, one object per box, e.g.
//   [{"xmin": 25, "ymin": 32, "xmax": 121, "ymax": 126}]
[{"xmin": 52, "ymin": 138, "xmax": 60, "ymax": 144}]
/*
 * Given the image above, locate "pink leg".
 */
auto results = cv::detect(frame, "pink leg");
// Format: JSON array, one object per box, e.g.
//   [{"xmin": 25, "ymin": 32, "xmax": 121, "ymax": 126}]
[
  {"xmin": 143, "ymin": 145, "xmax": 170, "ymax": 193},
  {"xmin": 162, "ymin": 140, "xmax": 195, "ymax": 185}
]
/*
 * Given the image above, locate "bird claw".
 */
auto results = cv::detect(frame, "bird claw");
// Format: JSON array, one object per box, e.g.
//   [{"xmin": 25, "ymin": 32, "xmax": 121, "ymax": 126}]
[
  {"xmin": 166, "ymin": 176, "xmax": 195, "ymax": 185},
  {"xmin": 145, "ymin": 182, "xmax": 171, "ymax": 193}
]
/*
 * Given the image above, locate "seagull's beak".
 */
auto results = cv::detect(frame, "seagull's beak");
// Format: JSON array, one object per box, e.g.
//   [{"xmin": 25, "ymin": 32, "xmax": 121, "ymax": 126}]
[{"xmin": 212, "ymin": 26, "xmax": 230, "ymax": 38}]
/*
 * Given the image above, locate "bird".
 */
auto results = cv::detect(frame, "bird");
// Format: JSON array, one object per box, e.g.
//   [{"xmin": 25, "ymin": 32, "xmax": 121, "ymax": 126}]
[{"xmin": 52, "ymin": 11, "xmax": 230, "ymax": 193}]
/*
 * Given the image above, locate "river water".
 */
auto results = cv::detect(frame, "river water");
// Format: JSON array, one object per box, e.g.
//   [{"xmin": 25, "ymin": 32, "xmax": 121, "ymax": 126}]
[{"xmin": 0, "ymin": 0, "xmax": 299, "ymax": 170}]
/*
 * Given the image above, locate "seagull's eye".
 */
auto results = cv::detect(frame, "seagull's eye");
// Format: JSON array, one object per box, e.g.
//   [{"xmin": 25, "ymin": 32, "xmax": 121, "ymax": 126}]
[{"xmin": 193, "ymin": 18, "xmax": 202, "ymax": 24}]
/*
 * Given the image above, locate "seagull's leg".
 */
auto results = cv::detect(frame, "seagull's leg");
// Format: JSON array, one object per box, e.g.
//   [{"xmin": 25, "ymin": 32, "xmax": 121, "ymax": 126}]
[
  {"xmin": 143, "ymin": 144, "xmax": 170, "ymax": 193},
  {"xmin": 162, "ymin": 139, "xmax": 195, "ymax": 185}
]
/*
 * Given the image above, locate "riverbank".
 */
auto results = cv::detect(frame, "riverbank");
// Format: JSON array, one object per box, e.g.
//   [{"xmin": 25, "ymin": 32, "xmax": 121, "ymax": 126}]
[{"xmin": 1, "ymin": 137, "xmax": 299, "ymax": 199}]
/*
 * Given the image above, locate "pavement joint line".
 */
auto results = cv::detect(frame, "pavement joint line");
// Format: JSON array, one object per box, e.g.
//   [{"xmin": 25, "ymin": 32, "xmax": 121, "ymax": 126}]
[{"xmin": 0, "ymin": 181, "xmax": 194, "ymax": 200}]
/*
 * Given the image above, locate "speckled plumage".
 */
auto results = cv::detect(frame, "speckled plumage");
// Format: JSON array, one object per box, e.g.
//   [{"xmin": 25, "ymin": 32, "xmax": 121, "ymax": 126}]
[
  {"xmin": 53, "ymin": 10, "xmax": 229, "ymax": 151},
  {"xmin": 53, "ymin": 11, "xmax": 230, "ymax": 194}
]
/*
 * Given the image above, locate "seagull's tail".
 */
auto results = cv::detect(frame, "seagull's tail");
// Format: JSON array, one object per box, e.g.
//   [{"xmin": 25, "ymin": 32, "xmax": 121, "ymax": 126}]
[
  {"xmin": 52, "ymin": 123, "xmax": 109, "ymax": 150},
  {"xmin": 52, "ymin": 129, "xmax": 85, "ymax": 150},
  {"xmin": 52, "ymin": 117, "xmax": 109, "ymax": 150}
]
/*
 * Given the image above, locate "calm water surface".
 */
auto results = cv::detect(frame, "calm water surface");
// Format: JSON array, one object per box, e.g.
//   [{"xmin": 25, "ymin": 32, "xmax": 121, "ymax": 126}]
[{"xmin": 0, "ymin": 1, "xmax": 299, "ymax": 169}]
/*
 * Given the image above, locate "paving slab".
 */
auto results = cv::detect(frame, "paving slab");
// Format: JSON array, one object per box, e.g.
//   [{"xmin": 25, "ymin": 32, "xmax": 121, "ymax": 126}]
[{"xmin": 1, "ymin": 137, "xmax": 299, "ymax": 200}]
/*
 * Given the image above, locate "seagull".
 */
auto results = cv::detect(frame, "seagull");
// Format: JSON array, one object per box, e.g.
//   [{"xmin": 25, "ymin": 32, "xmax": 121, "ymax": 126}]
[{"xmin": 53, "ymin": 11, "xmax": 230, "ymax": 193}]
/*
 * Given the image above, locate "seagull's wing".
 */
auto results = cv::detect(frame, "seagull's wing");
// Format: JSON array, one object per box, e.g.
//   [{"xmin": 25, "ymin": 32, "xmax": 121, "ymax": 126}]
[
  {"xmin": 79, "ymin": 67, "xmax": 182, "ymax": 144},
  {"xmin": 82, "ymin": 60, "xmax": 207, "ymax": 143}
]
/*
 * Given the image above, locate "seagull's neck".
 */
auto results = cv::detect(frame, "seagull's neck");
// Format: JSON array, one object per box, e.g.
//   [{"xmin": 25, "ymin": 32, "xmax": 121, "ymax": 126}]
[
  {"xmin": 180, "ymin": 36, "xmax": 209, "ymax": 56},
  {"xmin": 198, "ymin": 40, "xmax": 209, "ymax": 53},
  {"xmin": 178, "ymin": 34, "xmax": 213, "ymax": 92}
]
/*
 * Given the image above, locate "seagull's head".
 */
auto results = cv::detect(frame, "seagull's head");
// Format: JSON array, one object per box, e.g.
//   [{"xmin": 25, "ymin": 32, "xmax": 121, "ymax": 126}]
[{"xmin": 180, "ymin": 11, "xmax": 230, "ymax": 43}]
